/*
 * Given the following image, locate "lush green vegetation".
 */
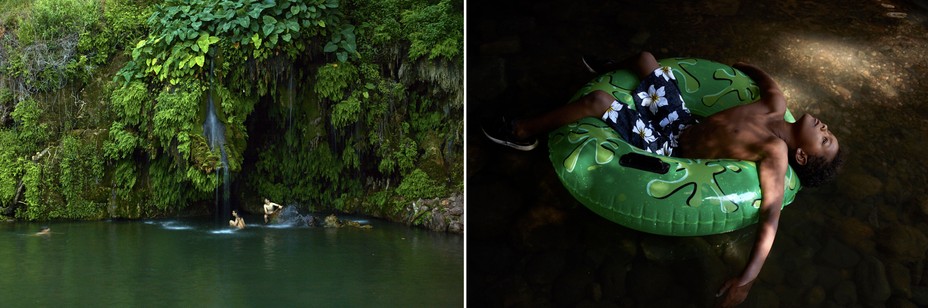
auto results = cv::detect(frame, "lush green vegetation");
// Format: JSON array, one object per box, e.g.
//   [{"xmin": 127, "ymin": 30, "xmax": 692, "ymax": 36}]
[{"xmin": 0, "ymin": 0, "xmax": 462, "ymax": 221}]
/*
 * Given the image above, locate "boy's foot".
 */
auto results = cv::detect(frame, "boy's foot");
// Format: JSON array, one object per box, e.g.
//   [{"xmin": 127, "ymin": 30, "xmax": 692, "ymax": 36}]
[
  {"xmin": 481, "ymin": 116, "xmax": 538, "ymax": 151},
  {"xmin": 581, "ymin": 55, "xmax": 618, "ymax": 74}
]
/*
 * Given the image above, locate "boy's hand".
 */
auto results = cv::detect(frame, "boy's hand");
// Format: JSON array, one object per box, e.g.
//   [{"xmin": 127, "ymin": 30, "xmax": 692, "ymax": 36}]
[{"xmin": 716, "ymin": 277, "xmax": 754, "ymax": 307}]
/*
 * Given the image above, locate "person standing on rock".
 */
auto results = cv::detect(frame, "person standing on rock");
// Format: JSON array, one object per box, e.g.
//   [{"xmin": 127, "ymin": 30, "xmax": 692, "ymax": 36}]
[
  {"xmin": 481, "ymin": 51, "xmax": 846, "ymax": 307},
  {"xmin": 263, "ymin": 198, "xmax": 284, "ymax": 224}
]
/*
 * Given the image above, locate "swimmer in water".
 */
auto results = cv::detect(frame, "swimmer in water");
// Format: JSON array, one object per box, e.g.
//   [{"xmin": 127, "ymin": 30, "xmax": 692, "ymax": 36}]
[
  {"xmin": 229, "ymin": 211, "xmax": 245, "ymax": 229},
  {"xmin": 34, "ymin": 226, "xmax": 51, "ymax": 236}
]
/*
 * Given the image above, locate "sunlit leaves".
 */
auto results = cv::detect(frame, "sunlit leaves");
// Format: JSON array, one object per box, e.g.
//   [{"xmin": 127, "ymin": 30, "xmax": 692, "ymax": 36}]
[
  {"xmin": 125, "ymin": 0, "xmax": 352, "ymax": 86},
  {"xmin": 401, "ymin": 0, "xmax": 463, "ymax": 61}
]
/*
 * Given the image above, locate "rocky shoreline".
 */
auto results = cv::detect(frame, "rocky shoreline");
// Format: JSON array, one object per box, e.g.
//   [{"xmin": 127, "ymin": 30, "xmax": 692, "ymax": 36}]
[{"xmin": 401, "ymin": 193, "xmax": 465, "ymax": 234}]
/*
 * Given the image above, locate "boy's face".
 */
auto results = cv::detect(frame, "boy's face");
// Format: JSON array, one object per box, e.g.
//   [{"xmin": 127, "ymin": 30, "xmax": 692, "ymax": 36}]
[{"xmin": 796, "ymin": 114, "xmax": 840, "ymax": 163}]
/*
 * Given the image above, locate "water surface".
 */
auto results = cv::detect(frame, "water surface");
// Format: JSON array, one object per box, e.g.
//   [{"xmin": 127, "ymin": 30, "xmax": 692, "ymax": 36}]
[{"xmin": 0, "ymin": 216, "xmax": 463, "ymax": 306}]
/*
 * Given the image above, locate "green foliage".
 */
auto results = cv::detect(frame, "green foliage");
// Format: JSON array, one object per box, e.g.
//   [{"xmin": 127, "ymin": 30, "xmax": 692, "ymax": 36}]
[
  {"xmin": 401, "ymin": 0, "xmax": 463, "ymax": 61},
  {"xmin": 330, "ymin": 97, "xmax": 361, "ymax": 129},
  {"xmin": 394, "ymin": 168, "xmax": 446, "ymax": 211},
  {"xmin": 327, "ymin": 24, "xmax": 359, "ymax": 63},
  {"xmin": 11, "ymin": 132, "xmax": 108, "ymax": 221},
  {"xmin": 10, "ymin": 98, "xmax": 48, "ymax": 153},
  {"xmin": 254, "ymin": 136, "xmax": 337, "ymax": 206},
  {"xmin": 148, "ymin": 156, "xmax": 188, "ymax": 210},
  {"xmin": 244, "ymin": 0, "xmax": 465, "ymax": 215},
  {"xmin": 104, "ymin": 121, "xmax": 140, "ymax": 160},
  {"xmin": 16, "ymin": 0, "xmax": 97, "ymax": 46},
  {"xmin": 392, "ymin": 127, "xmax": 418, "ymax": 174},
  {"xmin": 314, "ymin": 63, "xmax": 357, "ymax": 100},
  {"xmin": 2, "ymin": 0, "xmax": 99, "ymax": 92},
  {"xmin": 110, "ymin": 81, "xmax": 150, "ymax": 127},
  {"xmin": 58, "ymin": 134, "xmax": 106, "ymax": 219},
  {"xmin": 19, "ymin": 160, "xmax": 43, "ymax": 221},
  {"xmin": 79, "ymin": 0, "xmax": 153, "ymax": 66},
  {"xmin": 0, "ymin": 130, "xmax": 25, "ymax": 209},
  {"xmin": 152, "ymin": 83, "xmax": 200, "ymax": 154},
  {"xmin": 121, "ymin": 0, "xmax": 356, "ymax": 89},
  {"xmin": 111, "ymin": 161, "xmax": 137, "ymax": 200},
  {"xmin": 0, "ymin": 0, "xmax": 464, "ymax": 221}
]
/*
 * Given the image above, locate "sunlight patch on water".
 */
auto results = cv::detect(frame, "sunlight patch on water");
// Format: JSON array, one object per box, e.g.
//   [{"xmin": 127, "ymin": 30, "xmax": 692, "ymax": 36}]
[
  {"xmin": 260, "ymin": 223, "xmax": 295, "ymax": 229},
  {"xmin": 162, "ymin": 221, "xmax": 194, "ymax": 230},
  {"xmin": 208, "ymin": 229, "xmax": 238, "ymax": 235},
  {"xmin": 145, "ymin": 220, "xmax": 194, "ymax": 230}
]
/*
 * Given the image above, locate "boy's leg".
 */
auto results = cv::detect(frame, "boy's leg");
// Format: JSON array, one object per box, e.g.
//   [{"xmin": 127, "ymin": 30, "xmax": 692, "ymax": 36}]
[
  {"xmin": 633, "ymin": 51, "xmax": 660, "ymax": 79},
  {"xmin": 582, "ymin": 51, "xmax": 661, "ymax": 77},
  {"xmin": 513, "ymin": 90, "xmax": 614, "ymax": 138},
  {"xmin": 481, "ymin": 90, "xmax": 615, "ymax": 151}
]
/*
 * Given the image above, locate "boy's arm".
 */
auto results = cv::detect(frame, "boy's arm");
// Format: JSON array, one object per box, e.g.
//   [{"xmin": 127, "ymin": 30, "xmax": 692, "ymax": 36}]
[
  {"xmin": 732, "ymin": 62, "xmax": 786, "ymax": 113},
  {"xmin": 717, "ymin": 141, "xmax": 788, "ymax": 307}
]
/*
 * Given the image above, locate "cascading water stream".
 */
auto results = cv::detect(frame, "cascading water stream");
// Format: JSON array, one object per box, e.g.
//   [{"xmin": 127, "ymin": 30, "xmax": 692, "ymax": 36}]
[{"xmin": 203, "ymin": 59, "xmax": 230, "ymax": 222}]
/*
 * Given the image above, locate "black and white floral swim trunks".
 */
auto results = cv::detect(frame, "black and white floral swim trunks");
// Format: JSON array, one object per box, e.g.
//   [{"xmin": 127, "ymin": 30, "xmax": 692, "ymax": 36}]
[{"xmin": 601, "ymin": 67, "xmax": 697, "ymax": 157}]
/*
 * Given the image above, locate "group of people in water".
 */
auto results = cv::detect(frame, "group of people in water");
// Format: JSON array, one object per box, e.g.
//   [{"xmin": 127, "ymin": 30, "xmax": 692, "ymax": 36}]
[
  {"xmin": 32, "ymin": 198, "xmax": 352, "ymax": 234},
  {"xmin": 228, "ymin": 198, "xmax": 372, "ymax": 230},
  {"xmin": 228, "ymin": 198, "xmax": 283, "ymax": 229}
]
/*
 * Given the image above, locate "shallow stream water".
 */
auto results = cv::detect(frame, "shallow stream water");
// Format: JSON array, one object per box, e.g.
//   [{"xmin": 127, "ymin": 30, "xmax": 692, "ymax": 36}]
[
  {"xmin": 468, "ymin": 0, "xmax": 928, "ymax": 306},
  {"xmin": 0, "ymin": 215, "xmax": 463, "ymax": 306}
]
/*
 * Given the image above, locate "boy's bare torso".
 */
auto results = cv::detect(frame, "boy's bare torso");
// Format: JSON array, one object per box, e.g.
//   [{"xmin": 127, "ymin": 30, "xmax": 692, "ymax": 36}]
[{"xmin": 676, "ymin": 100, "xmax": 785, "ymax": 162}]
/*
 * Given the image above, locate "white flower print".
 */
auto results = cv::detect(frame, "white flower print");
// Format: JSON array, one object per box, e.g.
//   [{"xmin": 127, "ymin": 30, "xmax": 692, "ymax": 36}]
[
  {"xmin": 659, "ymin": 111, "xmax": 679, "ymax": 129},
  {"xmin": 655, "ymin": 66, "xmax": 675, "ymax": 81},
  {"xmin": 637, "ymin": 85, "xmax": 668, "ymax": 114},
  {"xmin": 601, "ymin": 100, "xmax": 624, "ymax": 123},
  {"xmin": 657, "ymin": 141, "xmax": 673, "ymax": 157},
  {"xmin": 632, "ymin": 119, "xmax": 657, "ymax": 144}
]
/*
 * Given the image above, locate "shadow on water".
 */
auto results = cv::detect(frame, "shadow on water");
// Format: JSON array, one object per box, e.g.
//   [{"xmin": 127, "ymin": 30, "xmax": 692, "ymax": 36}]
[{"xmin": 468, "ymin": 0, "xmax": 928, "ymax": 306}]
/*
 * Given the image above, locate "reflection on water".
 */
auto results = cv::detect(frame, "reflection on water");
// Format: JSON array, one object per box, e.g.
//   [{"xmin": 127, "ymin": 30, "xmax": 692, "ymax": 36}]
[{"xmin": 0, "ymin": 217, "xmax": 463, "ymax": 306}]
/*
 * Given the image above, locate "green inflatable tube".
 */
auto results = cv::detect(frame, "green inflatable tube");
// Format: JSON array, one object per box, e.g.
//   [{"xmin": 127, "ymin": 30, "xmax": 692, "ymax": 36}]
[{"xmin": 548, "ymin": 58, "xmax": 801, "ymax": 236}]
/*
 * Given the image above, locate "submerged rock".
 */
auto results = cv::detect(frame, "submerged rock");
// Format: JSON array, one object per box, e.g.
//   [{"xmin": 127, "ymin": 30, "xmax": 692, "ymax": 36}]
[
  {"xmin": 878, "ymin": 225, "xmax": 928, "ymax": 262},
  {"xmin": 324, "ymin": 214, "xmax": 372, "ymax": 229},
  {"xmin": 886, "ymin": 261, "xmax": 912, "ymax": 298},
  {"xmin": 817, "ymin": 239, "xmax": 861, "ymax": 268},
  {"xmin": 856, "ymin": 255, "xmax": 891, "ymax": 303},
  {"xmin": 833, "ymin": 280, "xmax": 858, "ymax": 306}
]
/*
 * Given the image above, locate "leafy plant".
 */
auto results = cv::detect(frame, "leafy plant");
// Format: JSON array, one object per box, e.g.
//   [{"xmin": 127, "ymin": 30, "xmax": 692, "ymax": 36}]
[
  {"xmin": 395, "ymin": 168, "xmax": 446, "ymax": 201},
  {"xmin": 0, "ymin": 130, "xmax": 24, "ymax": 209}
]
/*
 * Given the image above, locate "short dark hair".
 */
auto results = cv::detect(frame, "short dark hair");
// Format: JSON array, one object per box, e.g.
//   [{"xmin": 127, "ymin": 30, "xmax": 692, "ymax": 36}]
[{"xmin": 790, "ymin": 147, "xmax": 846, "ymax": 187}]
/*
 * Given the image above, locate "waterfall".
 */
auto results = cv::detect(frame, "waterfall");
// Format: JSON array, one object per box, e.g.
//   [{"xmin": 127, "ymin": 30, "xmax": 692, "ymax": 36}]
[{"xmin": 203, "ymin": 59, "xmax": 230, "ymax": 222}]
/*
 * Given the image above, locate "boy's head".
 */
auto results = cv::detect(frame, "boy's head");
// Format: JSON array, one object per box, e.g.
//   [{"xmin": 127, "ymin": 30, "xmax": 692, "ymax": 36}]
[
  {"xmin": 790, "ymin": 114, "xmax": 845, "ymax": 187},
  {"xmin": 790, "ymin": 147, "xmax": 845, "ymax": 187}
]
